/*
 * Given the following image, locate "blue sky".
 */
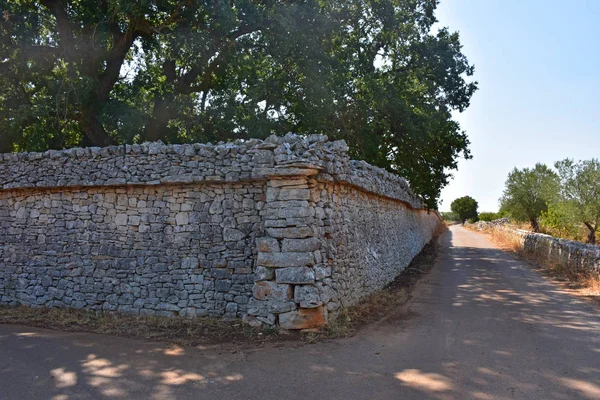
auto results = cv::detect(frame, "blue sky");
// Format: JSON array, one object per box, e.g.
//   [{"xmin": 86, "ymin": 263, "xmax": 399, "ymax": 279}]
[{"xmin": 435, "ymin": 0, "xmax": 600, "ymax": 212}]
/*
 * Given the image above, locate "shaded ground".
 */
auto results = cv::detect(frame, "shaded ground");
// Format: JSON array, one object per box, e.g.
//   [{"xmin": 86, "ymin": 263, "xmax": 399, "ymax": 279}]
[{"xmin": 2, "ymin": 225, "xmax": 600, "ymax": 399}]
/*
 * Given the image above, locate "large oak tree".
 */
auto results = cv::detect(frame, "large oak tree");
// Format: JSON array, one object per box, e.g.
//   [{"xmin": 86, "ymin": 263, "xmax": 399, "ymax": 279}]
[{"xmin": 1, "ymin": 0, "xmax": 477, "ymax": 208}]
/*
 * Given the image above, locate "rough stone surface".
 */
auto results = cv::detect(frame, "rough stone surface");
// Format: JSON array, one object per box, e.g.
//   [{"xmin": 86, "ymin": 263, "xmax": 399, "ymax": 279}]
[
  {"xmin": 252, "ymin": 281, "xmax": 292, "ymax": 301},
  {"xmin": 0, "ymin": 133, "xmax": 442, "ymax": 329},
  {"xmin": 484, "ymin": 224, "xmax": 600, "ymax": 274},
  {"xmin": 278, "ymin": 306, "xmax": 327, "ymax": 330},
  {"xmin": 0, "ymin": 182, "xmax": 264, "ymax": 318},
  {"xmin": 275, "ymin": 267, "xmax": 316, "ymax": 285},
  {"xmin": 294, "ymin": 285, "xmax": 322, "ymax": 308}
]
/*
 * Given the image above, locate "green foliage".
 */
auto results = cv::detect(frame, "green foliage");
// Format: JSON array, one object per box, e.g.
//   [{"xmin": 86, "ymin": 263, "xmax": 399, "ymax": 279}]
[
  {"xmin": 499, "ymin": 163, "xmax": 559, "ymax": 232},
  {"xmin": 441, "ymin": 211, "xmax": 460, "ymax": 222},
  {"xmin": 478, "ymin": 212, "xmax": 501, "ymax": 222},
  {"xmin": 450, "ymin": 196, "xmax": 478, "ymax": 224},
  {"xmin": 540, "ymin": 202, "xmax": 584, "ymax": 242},
  {"xmin": 554, "ymin": 158, "xmax": 600, "ymax": 244},
  {"xmin": 1, "ymin": 0, "xmax": 477, "ymax": 208}
]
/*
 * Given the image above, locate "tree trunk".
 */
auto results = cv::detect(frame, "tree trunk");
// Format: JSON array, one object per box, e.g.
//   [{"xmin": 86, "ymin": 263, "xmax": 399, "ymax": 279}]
[
  {"xmin": 584, "ymin": 223, "xmax": 596, "ymax": 245},
  {"xmin": 587, "ymin": 230, "xmax": 596, "ymax": 245},
  {"xmin": 0, "ymin": 133, "xmax": 12, "ymax": 153},
  {"xmin": 530, "ymin": 218, "xmax": 540, "ymax": 233},
  {"xmin": 80, "ymin": 109, "xmax": 114, "ymax": 147},
  {"xmin": 143, "ymin": 96, "xmax": 174, "ymax": 142}
]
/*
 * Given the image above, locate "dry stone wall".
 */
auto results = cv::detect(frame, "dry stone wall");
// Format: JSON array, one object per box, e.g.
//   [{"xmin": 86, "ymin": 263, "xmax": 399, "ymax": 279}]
[
  {"xmin": 320, "ymin": 184, "xmax": 440, "ymax": 311},
  {"xmin": 0, "ymin": 133, "xmax": 442, "ymax": 329},
  {"xmin": 492, "ymin": 226, "xmax": 600, "ymax": 274}
]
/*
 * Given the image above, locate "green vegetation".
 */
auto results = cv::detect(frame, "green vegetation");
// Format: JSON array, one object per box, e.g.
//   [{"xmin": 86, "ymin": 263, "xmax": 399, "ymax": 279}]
[
  {"xmin": 540, "ymin": 203, "xmax": 585, "ymax": 242},
  {"xmin": 441, "ymin": 211, "xmax": 460, "ymax": 222},
  {"xmin": 450, "ymin": 196, "xmax": 478, "ymax": 224},
  {"xmin": 553, "ymin": 159, "xmax": 600, "ymax": 244},
  {"xmin": 1, "ymin": 0, "xmax": 476, "ymax": 208},
  {"xmin": 478, "ymin": 212, "xmax": 502, "ymax": 222},
  {"xmin": 498, "ymin": 159, "xmax": 599, "ymax": 244},
  {"xmin": 499, "ymin": 163, "xmax": 558, "ymax": 232}
]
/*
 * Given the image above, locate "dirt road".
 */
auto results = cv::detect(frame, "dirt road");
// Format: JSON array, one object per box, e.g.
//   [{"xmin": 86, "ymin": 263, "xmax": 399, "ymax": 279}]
[{"xmin": 1, "ymin": 225, "xmax": 599, "ymax": 399}]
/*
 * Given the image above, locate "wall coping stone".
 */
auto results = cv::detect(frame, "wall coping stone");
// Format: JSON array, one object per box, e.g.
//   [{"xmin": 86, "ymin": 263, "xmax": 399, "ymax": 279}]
[{"xmin": 0, "ymin": 133, "xmax": 426, "ymax": 209}]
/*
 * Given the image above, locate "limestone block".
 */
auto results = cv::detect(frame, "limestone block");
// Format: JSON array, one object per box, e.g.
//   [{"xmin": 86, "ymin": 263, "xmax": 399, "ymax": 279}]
[
  {"xmin": 223, "ymin": 228, "xmax": 245, "ymax": 241},
  {"xmin": 266, "ymin": 227, "xmax": 313, "ymax": 239},
  {"xmin": 181, "ymin": 257, "xmax": 199, "ymax": 269},
  {"xmin": 175, "ymin": 212, "xmax": 188, "ymax": 225},
  {"xmin": 278, "ymin": 306, "xmax": 327, "ymax": 330},
  {"xmin": 267, "ymin": 301, "xmax": 296, "ymax": 314},
  {"xmin": 252, "ymin": 150, "xmax": 275, "ymax": 165},
  {"xmin": 253, "ymin": 281, "xmax": 292, "ymax": 301},
  {"xmin": 254, "ymin": 266, "xmax": 275, "ymax": 281},
  {"xmin": 256, "ymin": 237, "xmax": 280, "ymax": 252},
  {"xmin": 115, "ymin": 214, "xmax": 128, "ymax": 225},
  {"xmin": 269, "ymin": 179, "xmax": 309, "ymax": 188},
  {"xmin": 257, "ymin": 252, "xmax": 315, "ymax": 268},
  {"xmin": 314, "ymin": 265, "xmax": 332, "ymax": 280},
  {"xmin": 281, "ymin": 238, "xmax": 321, "ymax": 252},
  {"xmin": 215, "ymin": 280, "xmax": 232, "ymax": 292},
  {"xmin": 278, "ymin": 188, "xmax": 311, "ymax": 201},
  {"xmin": 247, "ymin": 299, "xmax": 295, "ymax": 316},
  {"xmin": 294, "ymin": 285, "xmax": 322, "ymax": 308},
  {"xmin": 275, "ymin": 267, "xmax": 315, "ymax": 284}
]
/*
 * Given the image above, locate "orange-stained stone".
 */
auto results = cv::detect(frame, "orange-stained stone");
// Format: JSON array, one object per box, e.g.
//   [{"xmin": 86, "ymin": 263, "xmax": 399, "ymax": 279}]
[{"xmin": 278, "ymin": 306, "xmax": 327, "ymax": 330}]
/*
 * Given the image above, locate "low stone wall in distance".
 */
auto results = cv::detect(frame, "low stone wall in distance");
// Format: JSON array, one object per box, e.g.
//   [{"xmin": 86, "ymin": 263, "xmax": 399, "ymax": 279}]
[
  {"xmin": 475, "ymin": 222, "xmax": 600, "ymax": 275},
  {"xmin": 0, "ymin": 134, "xmax": 442, "ymax": 329}
]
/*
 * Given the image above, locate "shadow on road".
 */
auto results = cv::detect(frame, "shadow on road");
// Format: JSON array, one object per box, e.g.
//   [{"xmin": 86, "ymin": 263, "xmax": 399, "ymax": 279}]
[{"xmin": 1, "ymin": 226, "xmax": 599, "ymax": 400}]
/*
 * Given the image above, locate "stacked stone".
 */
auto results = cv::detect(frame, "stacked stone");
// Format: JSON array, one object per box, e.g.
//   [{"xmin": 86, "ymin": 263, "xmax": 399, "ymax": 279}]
[
  {"xmin": 244, "ymin": 165, "xmax": 328, "ymax": 329},
  {"xmin": 313, "ymin": 182, "xmax": 440, "ymax": 313},
  {"xmin": 470, "ymin": 218, "xmax": 510, "ymax": 231},
  {"xmin": 0, "ymin": 183, "xmax": 264, "ymax": 318},
  {"xmin": 497, "ymin": 227, "xmax": 600, "ymax": 274},
  {"xmin": 1, "ymin": 133, "xmax": 442, "ymax": 330}
]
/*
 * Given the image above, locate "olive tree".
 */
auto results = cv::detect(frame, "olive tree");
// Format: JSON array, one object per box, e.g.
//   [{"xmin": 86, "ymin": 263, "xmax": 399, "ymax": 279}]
[
  {"xmin": 554, "ymin": 159, "xmax": 600, "ymax": 244},
  {"xmin": 499, "ymin": 163, "xmax": 558, "ymax": 232}
]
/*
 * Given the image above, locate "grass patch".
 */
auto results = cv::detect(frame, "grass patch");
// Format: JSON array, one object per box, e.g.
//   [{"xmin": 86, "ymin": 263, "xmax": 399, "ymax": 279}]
[{"xmin": 0, "ymin": 305, "xmax": 289, "ymax": 347}]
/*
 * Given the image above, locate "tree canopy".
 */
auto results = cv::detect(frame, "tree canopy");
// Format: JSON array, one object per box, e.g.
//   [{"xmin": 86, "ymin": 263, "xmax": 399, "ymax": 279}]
[
  {"xmin": 554, "ymin": 158, "xmax": 600, "ymax": 244},
  {"xmin": 499, "ymin": 163, "xmax": 559, "ymax": 232},
  {"xmin": 450, "ymin": 195, "xmax": 478, "ymax": 224},
  {"xmin": 1, "ymin": 0, "xmax": 477, "ymax": 208}
]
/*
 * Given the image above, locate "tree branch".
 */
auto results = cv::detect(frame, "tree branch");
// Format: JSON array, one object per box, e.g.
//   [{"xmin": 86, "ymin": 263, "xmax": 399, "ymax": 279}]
[
  {"xmin": 176, "ymin": 24, "xmax": 261, "ymax": 94},
  {"xmin": 132, "ymin": 1, "xmax": 191, "ymax": 37},
  {"xmin": 96, "ymin": 22, "xmax": 137, "ymax": 102},
  {"xmin": 39, "ymin": 0, "xmax": 75, "ymax": 59}
]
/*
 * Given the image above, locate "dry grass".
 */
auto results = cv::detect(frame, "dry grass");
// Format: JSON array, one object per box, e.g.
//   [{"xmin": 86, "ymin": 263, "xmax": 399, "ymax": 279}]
[
  {"xmin": 481, "ymin": 226, "xmax": 600, "ymax": 301},
  {"xmin": 0, "ymin": 305, "xmax": 287, "ymax": 347},
  {"xmin": 488, "ymin": 227, "xmax": 525, "ymax": 254}
]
